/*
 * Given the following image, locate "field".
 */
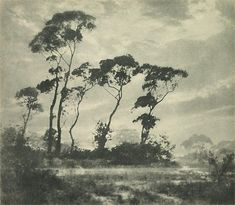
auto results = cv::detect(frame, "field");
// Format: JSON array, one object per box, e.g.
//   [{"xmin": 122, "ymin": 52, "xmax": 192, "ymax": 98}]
[{"xmin": 48, "ymin": 166, "xmax": 234, "ymax": 205}]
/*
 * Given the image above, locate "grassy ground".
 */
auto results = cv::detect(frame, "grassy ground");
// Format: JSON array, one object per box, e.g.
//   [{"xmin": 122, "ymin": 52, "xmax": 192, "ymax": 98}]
[{"xmin": 52, "ymin": 166, "xmax": 234, "ymax": 205}]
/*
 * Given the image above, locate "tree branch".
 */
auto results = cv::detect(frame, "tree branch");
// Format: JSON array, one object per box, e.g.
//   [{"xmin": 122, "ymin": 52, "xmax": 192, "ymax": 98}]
[
  {"xmin": 54, "ymin": 49, "xmax": 70, "ymax": 66},
  {"xmin": 103, "ymin": 87, "xmax": 119, "ymax": 100},
  {"xmin": 107, "ymin": 81, "xmax": 119, "ymax": 92},
  {"xmin": 156, "ymin": 82, "xmax": 175, "ymax": 105}
]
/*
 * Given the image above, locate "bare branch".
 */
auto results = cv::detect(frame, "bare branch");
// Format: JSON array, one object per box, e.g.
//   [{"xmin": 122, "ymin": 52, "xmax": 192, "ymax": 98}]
[
  {"xmin": 107, "ymin": 81, "xmax": 119, "ymax": 92},
  {"xmin": 67, "ymin": 41, "xmax": 73, "ymax": 56},
  {"xmin": 156, "ymin": 82, "xmax": 175, "ymax": 105},
  {"xmin": 54, "ymin": 49, "xmax": 70, "ymax": 66},
  {"xmin": 103, "ymin": 87, "xmax": 119, "ymax": 100}
]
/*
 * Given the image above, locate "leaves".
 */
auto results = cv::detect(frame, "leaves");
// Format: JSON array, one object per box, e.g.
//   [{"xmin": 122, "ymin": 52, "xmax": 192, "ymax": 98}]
[
  {"xmin": 49, "ymin": 66, "xmax": 63, "ymax": 75},
  {"xmin": 29, "ymin": 10, "xmax": 96, "ymax": 53},
  {"xmin": 15, "ymin": 87, "xmax": 39, "ymax": 99},
  {"xmin": 29, "ymin": 25, "xmax": 65, "ymax": 53},
  {"xmin": 114, "ymin": 54, "xmax": 139, "ymax": 67},
  {"xmin": 133, "ymin": 113, "xmax": 160, "ymax": 130},
  {"xmin": 134, "ymin": 93, "xmax": 157, "ymax": 109},
  {"xmin": 16, "ymin": 87, "xmax": 43, "ymax": 121},
  {"xmin": 46, "ymin": 55, "xmax": 57, "ymax": 62},
  {"xmin": 94, "ymin": 121, "xmax": 111, "ymax": 149},
  {"xmin": 45, "ymin": 10, "xmax": 96, "ymax": 29},
  {"xmin": 31, "ymin": 103, "xmax": 43, "ymax": 112},
  {"xmin": 37, "ymin": 79, "xmax": 56, "ymax": 93},
  {"xmin": 145, "ymin": 66, "xmax": 188, "ymax": 82},
  {"xmin": 72, "ymin": 62, "xmax": 91, "ymax": 76},
  {"xmin": 98, "ymin": 54, "xmax": 139, "ymax": 87}
]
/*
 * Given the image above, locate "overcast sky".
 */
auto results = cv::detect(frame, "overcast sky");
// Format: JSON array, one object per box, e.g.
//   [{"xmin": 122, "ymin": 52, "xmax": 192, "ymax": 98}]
[{"xmin": 1, "ymin": 0, "xmax": 235, "ymax": 149}]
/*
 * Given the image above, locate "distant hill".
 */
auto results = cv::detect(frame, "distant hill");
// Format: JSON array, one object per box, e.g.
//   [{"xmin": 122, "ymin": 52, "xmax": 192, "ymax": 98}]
[
  {"xmin": 181, "ymin": 134, "xmax": 213, "ymax": 149},
  {"xmin": 212, "ymin": 140, "xmax": 235, "ymax": 153}
]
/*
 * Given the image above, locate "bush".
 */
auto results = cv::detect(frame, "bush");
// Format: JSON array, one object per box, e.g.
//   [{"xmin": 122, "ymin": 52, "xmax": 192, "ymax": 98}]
[
  {"xmin": 156, "ymin": 181, "xmax": 235, "ymax": 204},
  {"xmin": 208, "ymin": 151, "xmax": 235, "ymax": 184},
  {"xmin": 57, "ymin": 136, "xmax": 175, "ymax": 166},
  {"xmin": 1, "ymin": 127, "xmax": 61, "ymax": 205},
  {"xmin": 110, "ymin": 137, "xmax": 175, "ymax": 165}
]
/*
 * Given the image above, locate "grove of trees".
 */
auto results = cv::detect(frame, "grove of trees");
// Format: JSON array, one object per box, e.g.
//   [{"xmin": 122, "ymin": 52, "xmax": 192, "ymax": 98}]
[{"xmin": 16, "ymin": 10, "xmax": 188, "ymax": 155}]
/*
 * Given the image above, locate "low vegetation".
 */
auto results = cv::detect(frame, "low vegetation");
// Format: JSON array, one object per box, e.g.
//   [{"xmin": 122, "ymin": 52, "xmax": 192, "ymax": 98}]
[{"xmin": 1, "ymin": 127, "xmax": 234, "ymax": 205}]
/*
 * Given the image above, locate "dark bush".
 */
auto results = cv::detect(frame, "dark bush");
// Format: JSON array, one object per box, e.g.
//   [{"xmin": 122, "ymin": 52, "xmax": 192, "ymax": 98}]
[
  {"xmin": 110, "ymin": 138, "xmax": 175, "ymax": 165},
  {"xmin": 1, "ymin": 127, "xmax": 61, "ymax": 205},
  {"xmin": 58, "ymin": 136, "xmax": 175, "ymax": 166}
]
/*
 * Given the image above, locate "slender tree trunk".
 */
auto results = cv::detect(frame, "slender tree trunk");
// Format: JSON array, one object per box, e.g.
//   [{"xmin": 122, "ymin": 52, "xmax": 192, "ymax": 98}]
[
  {"xmin": 140, "ymin": 129, "xmax": 150, "ymax": 144},
  {"xmin": 48, "ymin": 76, "xmax": 59, "ymax": 154},
  {"xmin": 55, "ymin": 45, "xmax": 76, "ymax": 155},
  {"xmin": 140, "ymin": 126, "xmax": 145, "ymax": 144},
  {"xmin": 69, "ymin": 104, "xmax": 80, "ymax": 152},
  {"xmin": 98, "ymin": 86, "xmax": 123, "ymax": 150},
  {"xmin": 56, "ymin": 94, "xmax": 63, "ymax": 154},
  {"xmin": 22, "ymin": 107, "xmax": 31, "ymax": 137}
]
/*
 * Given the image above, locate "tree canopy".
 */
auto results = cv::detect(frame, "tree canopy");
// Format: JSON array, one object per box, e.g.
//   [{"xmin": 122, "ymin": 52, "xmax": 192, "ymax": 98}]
[{"xmin": 133, "ymin": 64, "xmax": 188, "ymax": 144}]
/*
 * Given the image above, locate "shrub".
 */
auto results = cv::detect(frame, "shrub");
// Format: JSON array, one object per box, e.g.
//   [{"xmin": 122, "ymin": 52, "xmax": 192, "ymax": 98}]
[
  {"xmin": 208, "ymin": 151, "xmax": 235, "ymax": 184},
  {"xmin": 1, "ymin": 127, "xmax": 61, "ymax": 205},
  {"xmin": 111, "ymin": 136, "xmax": 175, "ymax": 165}
]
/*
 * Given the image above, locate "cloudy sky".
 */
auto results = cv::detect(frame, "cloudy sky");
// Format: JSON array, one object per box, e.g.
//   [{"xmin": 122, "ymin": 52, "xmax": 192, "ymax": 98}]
[{"xmin": 1, "ymin": 0, "xmax": 235, "ymax": 149}]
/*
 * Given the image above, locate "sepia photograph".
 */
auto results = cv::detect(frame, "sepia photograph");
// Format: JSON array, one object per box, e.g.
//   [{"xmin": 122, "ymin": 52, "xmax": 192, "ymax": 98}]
[{"xmin": 0, "ymin": 0, "xmax": 235, "ymax": 204}]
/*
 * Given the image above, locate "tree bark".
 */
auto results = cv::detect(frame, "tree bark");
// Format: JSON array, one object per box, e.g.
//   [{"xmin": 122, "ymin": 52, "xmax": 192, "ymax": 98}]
[
  {"xmin": 55, "ymin": 44, "xmax": 76, "ymax": 155},
  {"xmin": 48, "ymin": 75, "xmax": 59, "ymax": 154}
]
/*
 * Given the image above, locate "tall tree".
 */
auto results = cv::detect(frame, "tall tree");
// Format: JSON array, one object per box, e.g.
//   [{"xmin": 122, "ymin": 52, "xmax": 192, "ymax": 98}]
[
  {"xmin": 133, "ymin": 64, "xmax": 188, "ymax": 144},
  {"xmin": 67, "ymin": 62, "xmax": 98, "ymax": 151},
  {"xmin": 36, "ymin": 62, "xmax": 62, "ymax": 153},
  {"xmin": 94, "ymin": 54, "xmax": 139, "ymax": 150},
  {"xmin": 15, "ymin": 87, "xmax": 43, "ymax": 139},
  {"xmin": 29, "ymin": 11, "xmax": 96, "ymax": 154}
]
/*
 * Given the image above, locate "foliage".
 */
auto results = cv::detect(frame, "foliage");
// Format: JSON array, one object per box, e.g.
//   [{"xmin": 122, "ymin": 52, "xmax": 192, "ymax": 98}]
[
  {"xmin": 156, "ymin": 181, "xmax": 235, "ymax": 204},
  {"xmin": 1, "ymin": 127, "xmax": 62, "ymax": 205},
  {"xmin": 42, "ymin": 128, "xmax": 58, "ymax": 152},
  {"xmin": 15, "ymin": 87, "xmax": 42, "ymax": 112},
  {"xmin": 97, "ymin": 54, "xmax": 139, "ymax": 86},
  {"xmin": 93, "ymin": 54, "xmax": 139, "ymax": 150},
  {"xmin": 29, "ymin": 11, "xmax": 95, "ymax": 53},
  {"xmin": 15, "ymin": 87, "xmax": 43, "ymax": 137},
  {"xmin": 133, "ymin": 113, "xmax": 160, "ymax": 130},
  {"xmin": 110, "ymin": 136, "xmax": 175, "ymax": 165},
  {"xmin": 208, "ymin": 151, "xmax": 235, "ymax": 184},
  {"xmin": 29, "ymin": 10, "xmax": 96, "ymax": 154},
  {"xmin": 133, "ymin": 64, "xmax": 188, "ymax": 144},
  {"xmin": 93, "ymin": 121, "xmax": 111, "ymax": 151}
]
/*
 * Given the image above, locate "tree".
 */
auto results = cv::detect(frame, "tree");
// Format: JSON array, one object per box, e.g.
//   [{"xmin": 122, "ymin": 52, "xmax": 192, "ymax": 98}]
[
  {"xmin": 15, "ymin": 87, "xmax": 43, "ymax": 139},
  {"xmin": 29, "ymin": 11, "xmax": 96, "ymax": 154},
  {"xmin": 133, "ymin": 64, "xmax": 188, "ymax": 144},
  {"xmin": 68, "ymin": 62, "xmax": 98, "ymax": 151},
  {"xmin": 208, "ymin": 151, "xmax": 235, "ymax": 184},
  {"xmin": 94, "ymin": 54, "xmax": 139, "ymax": 150},
  {"xmin": 37, "ymin": 65, "xmax": 62, "ymax": 154}
]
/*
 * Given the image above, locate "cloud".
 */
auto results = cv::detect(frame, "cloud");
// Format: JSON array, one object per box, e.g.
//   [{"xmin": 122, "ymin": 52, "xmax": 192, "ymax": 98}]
[
  {"xmin": 174, "ymin": 82, "xmax": 235, "ymax": 115},
  {"xmin": 1, "ymin": 0, "xmax": 234, "ymax": 149},
  {"xmin": 216, "ymin": 0, "xmax": 235, "ymax": 24},
  {"xmin": 140, "ymin": 0, "xmax": 191, "ymax": 25}
]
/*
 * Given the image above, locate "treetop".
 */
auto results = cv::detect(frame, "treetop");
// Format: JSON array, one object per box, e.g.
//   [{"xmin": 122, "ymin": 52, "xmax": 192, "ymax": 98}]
[
  {"xmin": 29, "ymin": 10, "xmax": 96, "ymax": 53},
  {"xmin": 16, "ymin": 87, "xmax": 39, "ymax": 99}
]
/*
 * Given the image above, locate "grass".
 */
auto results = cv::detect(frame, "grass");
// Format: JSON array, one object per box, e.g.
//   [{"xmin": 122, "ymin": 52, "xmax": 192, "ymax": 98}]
[{"xmin": 54, "ymin": 166, "xmax": 234, "ymax": 205}]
